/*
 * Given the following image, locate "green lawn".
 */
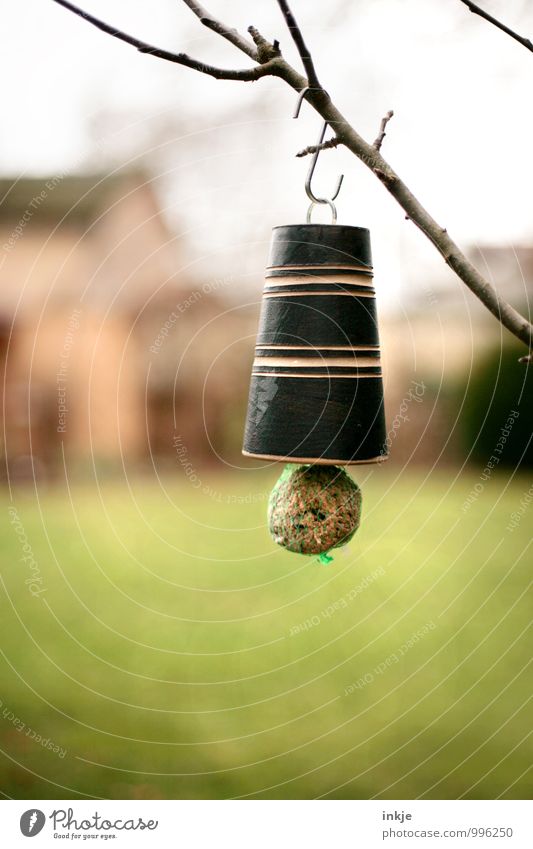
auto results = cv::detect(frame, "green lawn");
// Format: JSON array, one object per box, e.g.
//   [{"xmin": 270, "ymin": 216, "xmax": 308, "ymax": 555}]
[{"xmin": 0, "ymin": 468, "xmax": 531, "ymax": 799}]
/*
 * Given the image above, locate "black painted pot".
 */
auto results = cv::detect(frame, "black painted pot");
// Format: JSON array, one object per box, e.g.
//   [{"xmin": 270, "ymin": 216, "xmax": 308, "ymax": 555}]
[{"xmin": 242, "ymin": 224, "xmax": 388, "ymax": 465}]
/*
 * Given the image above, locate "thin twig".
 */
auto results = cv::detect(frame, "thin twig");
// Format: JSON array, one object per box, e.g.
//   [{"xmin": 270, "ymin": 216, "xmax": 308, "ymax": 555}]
[
  {"xmin": 50, "ymin": 0, "xmax": 274, "ymax": 81},
  {"xmin": 460, "ymin": 1, "xmax": 533, "ymax": 53},
  {"xmin": 373, "ymin": 110, "xmax": 394, "ymax": 151},
  {"xmin": 275, "ymin": 0, "xmax": 320, "ymax": 89},
  {"xmin": 296, "ymin": 137, "xmax": 342, "ymax": 158},
  {"xmin": 248, "ymin": 26, "xmax": 282, "ymax": 63},
  {"xmin": 180, "ymin": 0, "xmax": 258, "ymax": 61}
]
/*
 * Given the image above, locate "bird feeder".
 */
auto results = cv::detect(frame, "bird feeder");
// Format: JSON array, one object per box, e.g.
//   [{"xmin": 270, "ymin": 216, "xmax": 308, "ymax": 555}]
[{"xmin": 242, "ymin": 92, "xmax": 388, "ymax": 559}]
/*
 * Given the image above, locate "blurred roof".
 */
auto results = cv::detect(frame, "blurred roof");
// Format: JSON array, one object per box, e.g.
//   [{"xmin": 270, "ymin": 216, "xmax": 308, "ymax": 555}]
[
  {"xmin": 0, "ymin": 169, "xmax": 181, "ymax": 314},
  {"xmin": 0, "ymin": 171, "xmax": 150, "ymax": 225}
]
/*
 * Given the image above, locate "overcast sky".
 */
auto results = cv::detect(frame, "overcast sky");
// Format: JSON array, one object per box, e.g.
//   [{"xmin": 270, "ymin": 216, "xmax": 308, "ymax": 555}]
[{"xmin": 2, "ymin": 0, "xmax": 533, "ymax": 308}]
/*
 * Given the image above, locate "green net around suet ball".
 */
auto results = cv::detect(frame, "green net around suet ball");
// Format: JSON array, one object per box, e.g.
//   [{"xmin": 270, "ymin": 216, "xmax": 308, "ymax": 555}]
[{"xmin": 268, "ymin": 464, "xmax": 362, "ymax": 557}]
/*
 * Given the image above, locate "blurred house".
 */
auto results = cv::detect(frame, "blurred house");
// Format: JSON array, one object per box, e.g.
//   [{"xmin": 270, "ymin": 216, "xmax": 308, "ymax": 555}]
[
  {"xmin": 378, "ymin": 242, "xmax": 532, "ymax": 465},
  {"xmin": 0, "ymin": 171, "xmax": 254, "ymax": 482}
]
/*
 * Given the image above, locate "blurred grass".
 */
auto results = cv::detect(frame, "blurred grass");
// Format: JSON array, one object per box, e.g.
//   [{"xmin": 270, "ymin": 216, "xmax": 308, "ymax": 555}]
[{"xmin": 0, "ymin": 468, "xmax": 531, "ymax": 800}]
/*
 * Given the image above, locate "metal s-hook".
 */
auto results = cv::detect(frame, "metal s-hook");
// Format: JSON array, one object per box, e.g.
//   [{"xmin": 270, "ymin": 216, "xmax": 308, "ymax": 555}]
[
  {"xmin": 305, "ymin": 121, "xmax": 344, "ymax": 207},
  {"xmin": 293, "ymin": 87, "xmax": 344, "ymax": 224}
]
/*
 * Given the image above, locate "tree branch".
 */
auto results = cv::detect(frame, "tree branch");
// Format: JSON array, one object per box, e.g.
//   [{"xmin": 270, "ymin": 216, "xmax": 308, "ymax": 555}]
[
  {"xmin": 49, "ymin": 0, "xmax": 275, "ymax": 81},
  {"xmin": 460, "ymin": 1, "xmax": 533, "ymax": 53},
  {"xmin": 180, "ymin": 0, "xmax": 258, "ymax": 61},
  {"xmin": 317, "ymin": 97, "xmax": 533, "ymax": 347},
  {"xmin": 46, "ymin": 0, "xmax": 533, "ymax": 350},
  {"xmin": 275, "ymin": 0, "xmax": 321, "ymax": 89},
  {"xmin": 373, "ymin": 109, "xmax": 394, "ymax": 151}
]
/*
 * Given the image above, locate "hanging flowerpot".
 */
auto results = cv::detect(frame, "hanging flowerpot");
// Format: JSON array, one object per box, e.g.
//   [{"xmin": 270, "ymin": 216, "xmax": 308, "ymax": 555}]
[{"xmin": 243, "ymin": 222, "xmax": 387, "ymax": 465}]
